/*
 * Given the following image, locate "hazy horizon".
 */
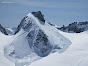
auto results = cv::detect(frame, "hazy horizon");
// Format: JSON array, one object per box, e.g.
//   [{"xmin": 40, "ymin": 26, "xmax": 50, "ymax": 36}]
[{"xmin": 0, "ymin": 0, "xmax": 88, "ymax": 28}]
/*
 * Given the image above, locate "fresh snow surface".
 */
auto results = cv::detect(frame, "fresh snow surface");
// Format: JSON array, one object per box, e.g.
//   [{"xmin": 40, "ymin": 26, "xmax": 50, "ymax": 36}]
[
  {"xmin": 0, "ymin": 32, "xmax": 14, "ymax": 66},
  {"xmin": 30, "ymin": 31, "xmax": 88, "ymax": 66},
  {"xmin": 0, "ymin": 30, "xmax": 88, "ymax": 66}
]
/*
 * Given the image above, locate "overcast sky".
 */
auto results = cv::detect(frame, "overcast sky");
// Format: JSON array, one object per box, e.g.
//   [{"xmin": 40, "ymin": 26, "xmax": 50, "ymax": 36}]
[{"xmin": 0, "ymin": 0, "xmax": 88, "ymax": 28}]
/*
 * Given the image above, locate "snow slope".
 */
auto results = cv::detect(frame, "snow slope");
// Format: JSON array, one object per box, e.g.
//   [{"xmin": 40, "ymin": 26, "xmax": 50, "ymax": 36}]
[
  {"xmin": 30, "ymin": 31, "xmax": 88, "ymax": 66},
  {"xmin": 0, "ymin": 30, "xmax": 88, "ymax": 66},
  {"xmin": 0, "ymin": 32, "xmax": 14, "ymax": 66}
]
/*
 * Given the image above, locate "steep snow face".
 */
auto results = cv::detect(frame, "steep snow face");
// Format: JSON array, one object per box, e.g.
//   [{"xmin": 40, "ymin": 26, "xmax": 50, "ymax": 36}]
[{"xmin": 4, "ymin": 11, "xmax": 71, "ymax": 66}]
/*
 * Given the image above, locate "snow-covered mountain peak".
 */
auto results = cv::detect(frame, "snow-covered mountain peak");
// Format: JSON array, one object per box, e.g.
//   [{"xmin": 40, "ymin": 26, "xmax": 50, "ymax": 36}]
[
  {"xmin": 25, "ymin": 11, "xmax": 45, "ymax": 25},
  {"xmin": 4, "ymin": 11, "xmax": 71, "ymax": 66},
  {"xmin": 15, "ymin": 11, "xmax": 45, "ymax": 34}
]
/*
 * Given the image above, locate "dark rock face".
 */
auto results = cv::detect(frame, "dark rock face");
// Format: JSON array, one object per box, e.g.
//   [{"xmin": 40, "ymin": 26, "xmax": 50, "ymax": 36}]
[
  {"xmin": 27, "ymin": 30, "xmax": 36, "ymax": 48},
  {"xmin": 14, "ymin": 23, "xmax": 22, "ymax": 34},
  {"xmin": 0, "ymin": 24, "xmax": 8, "ymax": 35},
  {"xmin": 48, "ymin": 22, "xmax": 55, "ymax": 26},
  {"xmin": 34, "ymin": 29, "xmax": 52, "ymax": 57},
  {"xmin": 32, "ymin": 11, "xmax": 45, "ymax": 24},
  {"xmin": 14, "ymin": 16, "xmax": 32, "ymax": 34},
  {"xmin": 27, "ymin": 29, "xmax": 53, "ymax": 57}
]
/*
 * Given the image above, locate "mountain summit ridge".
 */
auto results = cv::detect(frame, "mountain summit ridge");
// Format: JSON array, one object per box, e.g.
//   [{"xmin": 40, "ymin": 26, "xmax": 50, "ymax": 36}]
[{"xmin": 15, "ymin": 11, "xmax": 45, "ymax": 34}]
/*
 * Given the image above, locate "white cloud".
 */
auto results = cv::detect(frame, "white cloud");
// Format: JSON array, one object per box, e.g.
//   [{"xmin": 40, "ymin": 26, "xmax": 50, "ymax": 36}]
[{"xmin": 1, "ymin": 2, "xmax": 13, "ymax": 4}]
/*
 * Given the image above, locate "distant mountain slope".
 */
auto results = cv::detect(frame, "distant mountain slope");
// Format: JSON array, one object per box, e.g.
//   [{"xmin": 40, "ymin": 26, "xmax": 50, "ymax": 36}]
[
  {"xmin": 0, "ymin": 24, "xmax": 8, "ymax": 35},
  {"xmin": 5, "ymin": 27, "xmax": 17, "ymax": 35},
  {"xmin": 58, "ymin": 21, "xmax": 88, "ymax": 33}
]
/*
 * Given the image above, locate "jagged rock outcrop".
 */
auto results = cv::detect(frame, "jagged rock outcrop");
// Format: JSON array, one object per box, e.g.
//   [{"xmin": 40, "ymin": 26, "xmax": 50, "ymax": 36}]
[
  {"xmin": 0, "ymin": 24, "xmax": 8, "ymax": 35},
  {"xmin": 32, "ymin": 11, "xmax": 45, "ymax": 23},
  {"xmin": 27, "ymin": 29, "xmax": 53, "ymax": 57},
  {"xmin": 58, "ymin": 21, "xmax": 88, "ymax": 33},
  {"xmin": 15, "ymin": 11, "xmax": 45, "ymax": 34}
]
